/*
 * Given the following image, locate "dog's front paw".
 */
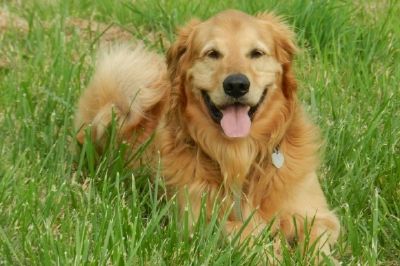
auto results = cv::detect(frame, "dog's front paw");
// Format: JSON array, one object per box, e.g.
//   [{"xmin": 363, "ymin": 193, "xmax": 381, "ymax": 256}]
[{"xmin": 316, "ymin": 245, "xmax": 340, "ymax": 266}]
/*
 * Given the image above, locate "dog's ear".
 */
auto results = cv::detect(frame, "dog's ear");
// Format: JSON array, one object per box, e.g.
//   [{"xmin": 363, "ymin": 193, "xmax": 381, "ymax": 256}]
[
  {"xmin": 167, "ymin": 19, "xmax": 201, "ymax": 80},
  {"xmin": 257, "ymin": 13, "xmax": 297, "ymax": 98},
  {"xmin": 257, "ymin": 13, "xmax": 297, "ymax": 63}
]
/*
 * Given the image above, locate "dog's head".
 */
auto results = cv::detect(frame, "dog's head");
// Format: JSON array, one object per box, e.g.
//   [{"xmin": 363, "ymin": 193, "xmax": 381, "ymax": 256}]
[{"xmin": 167, "ymin": 10, "xmax": 297, "ymax": 139}]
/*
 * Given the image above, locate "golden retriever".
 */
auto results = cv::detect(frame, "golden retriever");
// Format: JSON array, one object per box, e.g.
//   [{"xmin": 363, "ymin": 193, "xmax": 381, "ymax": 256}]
[{"xmin": 75, "ymin": 10, "xmax": 340, "ymax": 262}]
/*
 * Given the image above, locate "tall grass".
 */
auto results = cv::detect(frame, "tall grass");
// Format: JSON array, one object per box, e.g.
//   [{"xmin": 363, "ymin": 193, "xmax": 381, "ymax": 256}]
[{"xmin": 0, "ymin": 0, "xmax": 399, "ymax": 264}]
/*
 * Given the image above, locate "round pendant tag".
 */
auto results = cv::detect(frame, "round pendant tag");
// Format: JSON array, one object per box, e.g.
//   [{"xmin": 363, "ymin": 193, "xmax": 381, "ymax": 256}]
[{"xmin": 272, "ymin": 150, "xmax": 284, "ymax": 169}]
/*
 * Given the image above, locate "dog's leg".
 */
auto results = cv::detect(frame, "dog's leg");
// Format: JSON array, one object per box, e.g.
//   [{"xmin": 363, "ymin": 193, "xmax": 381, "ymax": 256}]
[
  {"xmin": 176, "ymin": 181, "xmax": 223, "ymax": 230},
  {"xmin": 279, "ymin": 173, "xmax": 340, "ymax": 263},
  {"xmin": 225, "ymin": 215, "xmax": 283, "ymax": 264},
  {"xmin": 279, "ymin": 212, "xmax": 340, "ymax": 264}
]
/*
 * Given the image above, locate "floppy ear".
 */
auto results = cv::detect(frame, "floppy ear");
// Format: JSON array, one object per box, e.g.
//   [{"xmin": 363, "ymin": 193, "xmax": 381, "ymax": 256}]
[
  {"xmin": 166, "ymin": 19, "xmax": 201, "ymax": 80},
  {"xmin": 257, "ymin": 13, "xmax": 298, "ymax": 98},
  {"xmin": 257, "ymin": 13, "xmax": 297, "ymax": 63}
]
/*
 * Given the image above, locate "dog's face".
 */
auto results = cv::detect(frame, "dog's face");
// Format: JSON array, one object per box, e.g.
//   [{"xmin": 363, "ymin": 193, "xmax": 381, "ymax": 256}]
[{"xmin": 167, "ymin": 10, "xmax": 297, "ymax": 139}]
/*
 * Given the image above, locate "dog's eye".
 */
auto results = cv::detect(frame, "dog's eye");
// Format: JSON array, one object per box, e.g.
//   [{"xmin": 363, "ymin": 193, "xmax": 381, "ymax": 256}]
[
  {"xmin": 249, "ymin": 49, "xmax": 265, "ymax": 59},
  {"xmin": 206, "ymin": 49, "xmax": 222, "ymax": 59}
]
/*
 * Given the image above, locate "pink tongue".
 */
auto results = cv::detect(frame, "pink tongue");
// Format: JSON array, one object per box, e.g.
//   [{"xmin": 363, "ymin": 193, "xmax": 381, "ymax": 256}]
[{"xmin": 220, "ymin": 105, "xmax": 251, "ymax": 138}]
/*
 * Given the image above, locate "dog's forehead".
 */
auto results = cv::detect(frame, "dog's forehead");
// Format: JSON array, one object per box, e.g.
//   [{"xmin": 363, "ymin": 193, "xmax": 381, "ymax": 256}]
[
  {"xmin": 209, "ymin": 9, "xmax": 256, "ymax": 24},
  {"xmin": 194, "ymin": 11, "xmax": 274, "ymax": 50}
]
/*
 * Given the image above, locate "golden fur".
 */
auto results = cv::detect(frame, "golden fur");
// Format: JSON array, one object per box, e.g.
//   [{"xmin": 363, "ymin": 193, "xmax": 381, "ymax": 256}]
[{"xmin": 75, "ymin": 10, "xmax": 340, "ymax": 261}]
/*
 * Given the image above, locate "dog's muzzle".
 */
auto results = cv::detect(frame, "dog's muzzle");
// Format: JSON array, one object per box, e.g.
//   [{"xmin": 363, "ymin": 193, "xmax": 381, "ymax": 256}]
[{"xmin": 201, "ymin": 85, "xmax": 267, "ymax": 138}]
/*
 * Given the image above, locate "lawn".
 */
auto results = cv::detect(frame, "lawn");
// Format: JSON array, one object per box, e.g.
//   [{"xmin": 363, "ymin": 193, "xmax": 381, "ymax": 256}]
[{"xmin": 0, "ymin": 0, "xmax": 399, "ymax": 265}]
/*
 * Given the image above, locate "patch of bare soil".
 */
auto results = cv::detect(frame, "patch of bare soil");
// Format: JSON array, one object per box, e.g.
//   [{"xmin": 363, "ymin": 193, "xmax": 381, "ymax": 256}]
[
  {"xmin": 0, "ymin": 8, "xmax": 28, "ymax": 33},
  {"xmin": 65, "ymin": 17, "xmax": 134, "ymax": 43}
]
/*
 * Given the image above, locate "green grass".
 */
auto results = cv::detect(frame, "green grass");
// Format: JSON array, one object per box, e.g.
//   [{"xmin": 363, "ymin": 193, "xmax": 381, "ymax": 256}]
[{"xmin": 1, "ymin": 0, "xmax": 399, "ymax": 265}]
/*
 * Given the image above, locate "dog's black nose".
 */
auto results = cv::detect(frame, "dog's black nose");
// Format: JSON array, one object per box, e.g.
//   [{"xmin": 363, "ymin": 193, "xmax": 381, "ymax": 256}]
[{"xmin": 223, "ymin": 74, "xmax": 250, "ymax": 98}]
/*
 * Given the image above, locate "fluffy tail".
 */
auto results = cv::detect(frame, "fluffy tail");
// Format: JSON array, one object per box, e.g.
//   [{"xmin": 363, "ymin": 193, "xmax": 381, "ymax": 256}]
[{"xmin": 75, "ymin": 44, "xmax": 169, "ymax": 146}]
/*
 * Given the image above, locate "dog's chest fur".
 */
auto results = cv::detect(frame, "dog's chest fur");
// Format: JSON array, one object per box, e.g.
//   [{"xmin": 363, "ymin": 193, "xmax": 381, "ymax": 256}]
[{"xmin": 157, "ymin": 107, "xmax": 319, "ymax": 216}]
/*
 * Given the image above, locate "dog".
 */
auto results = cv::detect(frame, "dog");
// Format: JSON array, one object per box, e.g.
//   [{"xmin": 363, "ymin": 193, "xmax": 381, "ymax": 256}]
[{"xmin": 75, "ymin": 10, "xmax": 340, "ymax": 262}]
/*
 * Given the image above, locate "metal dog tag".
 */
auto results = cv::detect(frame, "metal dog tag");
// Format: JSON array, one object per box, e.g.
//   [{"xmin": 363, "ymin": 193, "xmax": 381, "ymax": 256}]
[{"xmin": 272, "ymin": 149, "xmax": 284, "ymax": 169}]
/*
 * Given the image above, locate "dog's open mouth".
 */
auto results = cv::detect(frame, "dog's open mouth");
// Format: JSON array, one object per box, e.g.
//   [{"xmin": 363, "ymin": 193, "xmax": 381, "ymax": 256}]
[{"xmin": 201, "ymin": 90, "xmax": 267, "ymax": 138}]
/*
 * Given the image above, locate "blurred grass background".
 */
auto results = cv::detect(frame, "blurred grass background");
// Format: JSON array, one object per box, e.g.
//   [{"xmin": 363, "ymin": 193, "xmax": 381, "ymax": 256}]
[{"xmin": 0, "ymin": 0, "xmax": 399, "ymax": 264}]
